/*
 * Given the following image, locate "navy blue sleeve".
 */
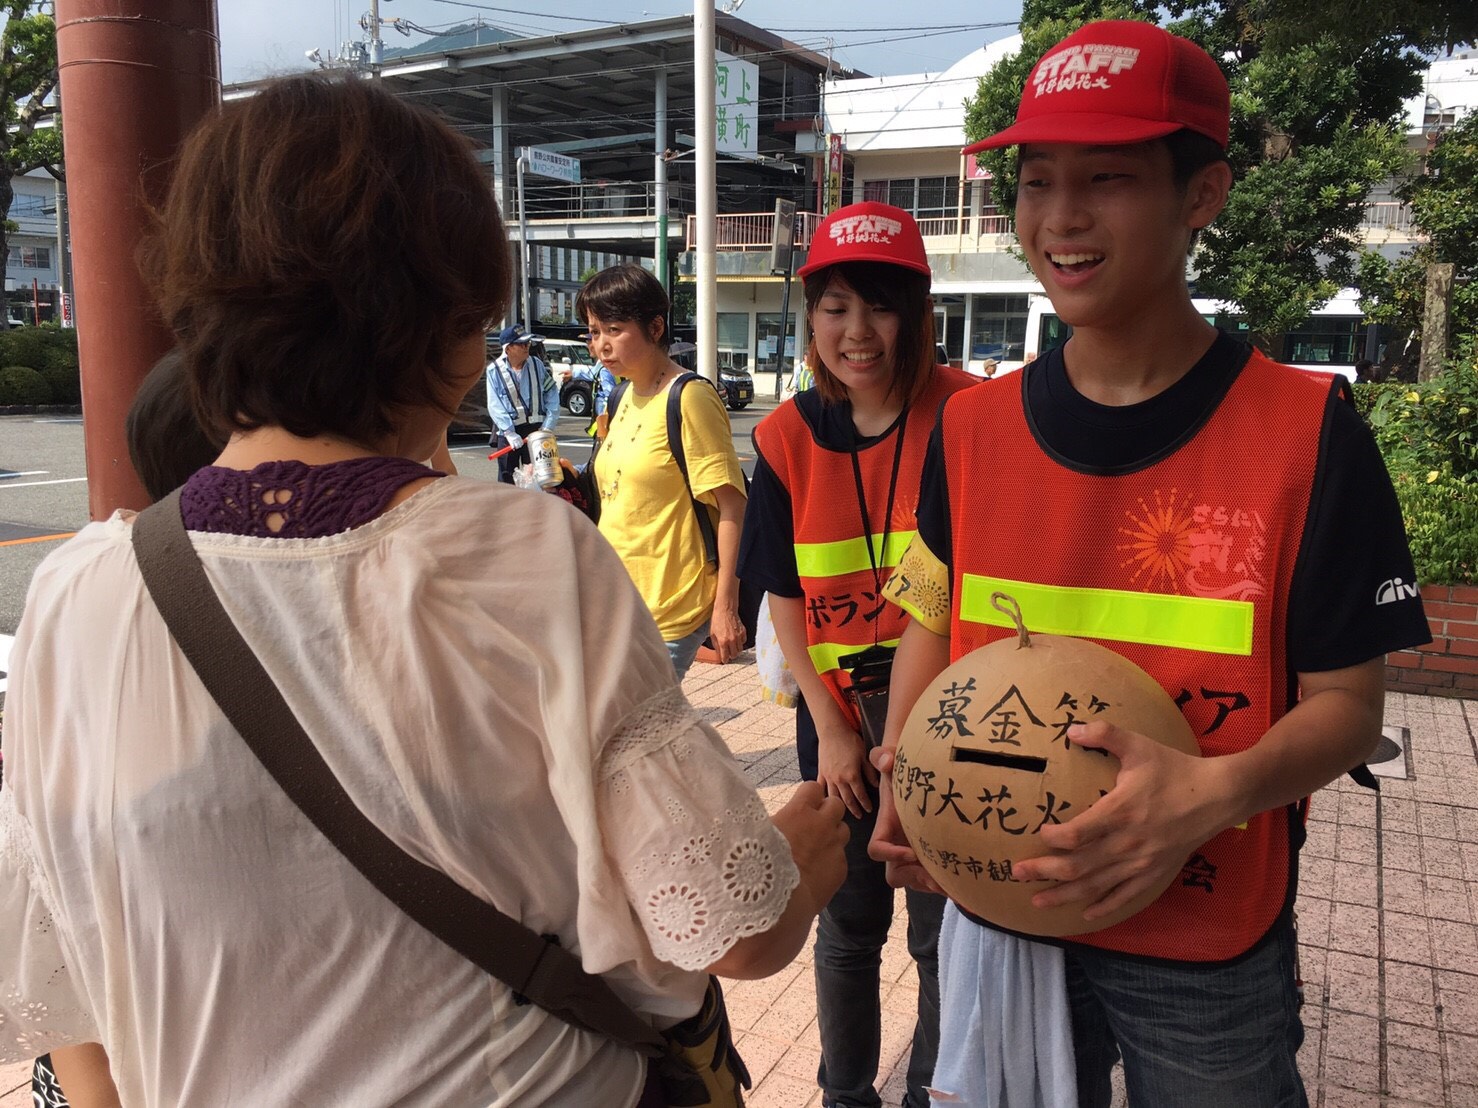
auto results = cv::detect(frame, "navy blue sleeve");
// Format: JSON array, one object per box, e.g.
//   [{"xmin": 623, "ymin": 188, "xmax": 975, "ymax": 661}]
[
  {"xmin": 1286, "ymin": 394, "xmax": 1432, "ymax": 672},
  {"xmin": 737, "ymin": 446, "xmax": 803, "ymax": 597},
  {"xmin": 914, "ymin": 419, "xmax": 952, "ymax": 575}
]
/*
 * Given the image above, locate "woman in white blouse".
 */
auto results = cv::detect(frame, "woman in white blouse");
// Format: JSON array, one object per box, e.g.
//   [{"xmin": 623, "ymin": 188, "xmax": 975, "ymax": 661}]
[{"xmin": 0, "ymin": 75, "xmax": 847, "ymax": 1107}]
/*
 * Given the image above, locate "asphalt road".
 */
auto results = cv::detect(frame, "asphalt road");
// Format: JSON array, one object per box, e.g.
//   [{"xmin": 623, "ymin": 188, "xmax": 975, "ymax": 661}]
[{"xmin": 0, "ymin": 398, "xmax": 773, "ymax": 642}]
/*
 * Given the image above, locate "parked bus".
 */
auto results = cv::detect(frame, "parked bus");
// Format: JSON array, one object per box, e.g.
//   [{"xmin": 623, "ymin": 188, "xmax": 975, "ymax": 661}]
[{"xmin": 976, "ymin": 291, "xmax": 1382, "ymax": 380}]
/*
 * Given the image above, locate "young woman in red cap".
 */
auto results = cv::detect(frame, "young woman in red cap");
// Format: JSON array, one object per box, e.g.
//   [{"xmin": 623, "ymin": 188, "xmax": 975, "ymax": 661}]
[{"xmin": 739, "ymin": 201, "xmax": 978, "ymax": 1108}]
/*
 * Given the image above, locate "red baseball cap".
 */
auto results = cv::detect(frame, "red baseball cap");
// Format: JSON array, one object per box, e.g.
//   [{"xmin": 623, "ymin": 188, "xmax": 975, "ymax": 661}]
[
  {"xmin": 961, "ymin": 20, "xmax": 1229, "ymax": 155},
  {"xmin": 797, "ymin": 201, "xmax": 931, "ymax": 280}
]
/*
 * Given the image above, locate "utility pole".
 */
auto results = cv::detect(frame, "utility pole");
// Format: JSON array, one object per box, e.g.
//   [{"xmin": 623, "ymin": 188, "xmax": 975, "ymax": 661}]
[
  {"xmin": 57, "ymin": 0, "xmax": 222, "ymax": 518},
  {"xmin": 694, "ymin": 1, "xmax": 717, "ymax": 384},
  {"xmin": 369, "ymin": 0, "xmax": 383, "ymax": 71}
]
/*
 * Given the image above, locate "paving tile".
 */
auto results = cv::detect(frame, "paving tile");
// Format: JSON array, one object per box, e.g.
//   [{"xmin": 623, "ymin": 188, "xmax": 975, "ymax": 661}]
[
  {"xmin": 1324, "ymin": 1009, "xmax": 1380, "ymax": 1061},
  {"xmin": 1325, "ymin": 953, "xmax": 1382, "ymax": 1016},
  {"xmin": 1447, "ymin": 1033, "xmax": 1478, "ymax": 1087},
  {"xmin": 1296, "ymin": 895, "xmax": 1332, "ymax": 946},
  {"xmin": 746, "ymin": 1070, "xmax": 820, "ymax": 1107},
  {"xmin": 1387, "ymin": 1020, "xmax": 1441, "ymax": 1053},
  {"xmin": 773, "ymin": 1043, "xmax": 822, "ymax": 1084},
  {"xmin": 735, "ymin": 1032, "xmax": 790, "ymax": 1087},
  {"xmin": 1302, "ymin": 855, "xmax": 1336, "ymax": 901},
  {"xmin": 1429, "ymin": 919, "xmax": 1478, "ymax": 973},
  {"xmin": 1382, "ymin": 830, "xmax": 1425, "ymax": 874},
  {"xmin": 1381, "ymin": 797, "xmax": 1421, "ymax": 833},
  {"xmin": 1382, "ymin": 867, "xmax": 1427, "ymax": 908},
  {"xmin": 1339, "ymin": 789, "xmax": 1378, "ymax": 828},
  {"xmin": 1318, "ymin": 1057, "xmax": 1380, "ymax": 1102},
  {"xmin": 1425, "ymin": 874, "xmax": 1474, "ymax": 923},
  {"xmin": 1384, "ymin": 960, "xmax": 1435, "ymax": 1006},
  {"xmin": 1383, "ymin": 910, "xmax": 1433, "ymax": 964},
  {"xmin": 1419, "ymin": 803, "xmax": 1461, "ymax": 842},
  {"xmin": 1384, "ymin": 1045, "xmax": 1446, "ymax": 1105},
  {"xmin": 1336, "ymin": 823, "xmax": 1379, "ymax": 862},
  {"xmin": 1332, "ymin": 861, "xmax": 1380, "ymax": 907},
  {"xmin": 1329, "ymin": 901, "xmax": 1380, "ymax": 957}
]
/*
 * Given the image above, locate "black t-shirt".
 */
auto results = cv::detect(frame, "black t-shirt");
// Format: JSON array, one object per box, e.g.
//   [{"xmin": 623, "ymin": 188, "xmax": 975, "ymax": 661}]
[
  {"xmin": 738, "ymin": 389, "xmax": 908, "ymax": 599},
  {"xmin": 914, "ymin": 334, "xmax": 1430, "ymax": 672}
]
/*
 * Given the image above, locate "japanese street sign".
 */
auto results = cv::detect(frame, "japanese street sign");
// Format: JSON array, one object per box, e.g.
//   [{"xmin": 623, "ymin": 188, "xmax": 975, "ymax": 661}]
[
  {"xmin": 715, "ymin": 53, "xmax": 759, "ymax": 157},
  {"xmin": 521, "ymin": 146, "xmax": 581, "ymax": 184}
]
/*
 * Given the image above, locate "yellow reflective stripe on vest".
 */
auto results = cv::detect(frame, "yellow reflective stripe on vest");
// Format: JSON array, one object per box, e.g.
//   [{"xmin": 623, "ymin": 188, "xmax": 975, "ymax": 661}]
[
  {"xmin": 808, "ymin": 637, "xmax": 903, "ymax": 676},
  {"xmin": 959, "ymin": 575, "xmax": 1254, "ymax": 656},
  {"xmin": 794, "ymin": 531, "xmax": 916, "ymax": 579}
]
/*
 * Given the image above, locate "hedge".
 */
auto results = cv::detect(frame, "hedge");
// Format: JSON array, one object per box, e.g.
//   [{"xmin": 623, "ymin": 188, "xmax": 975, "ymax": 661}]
[
  {"xmin": 0, "ymin": 327, "xmax": 79, "ymax": 407},
  {"xmin": 0, "ymin": 365, "xmax": 51, "ymax": 405}
]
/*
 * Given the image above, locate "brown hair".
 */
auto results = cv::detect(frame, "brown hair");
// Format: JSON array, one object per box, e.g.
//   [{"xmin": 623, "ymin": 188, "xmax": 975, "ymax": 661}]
[
  {"xmin": 575, "ymin": 263, "xmax": 671, "ymax": 348},
  {"xmin": 141, "ymin": 75, "xmax": 510, "ymax": 447},
  {"xmin": 126, "ymin": 349, "xmax": 225, "ymax": 501},
  {"xmin": 802, "ymin": 262, "xmax": 936, "ymax": 407}
]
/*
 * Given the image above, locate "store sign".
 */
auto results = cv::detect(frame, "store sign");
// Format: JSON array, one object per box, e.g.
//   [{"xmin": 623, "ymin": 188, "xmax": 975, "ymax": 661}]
[
  {"xmin": 521, "ymin": 146, "xmax": 581, "ymax": 184},
  {"xmin": 825, "ymin": 134, "xmax": 844, "ymax": 213},
  {"xmin": 966, "ymin": 153, "xmax": 992, "ymax": 180}
]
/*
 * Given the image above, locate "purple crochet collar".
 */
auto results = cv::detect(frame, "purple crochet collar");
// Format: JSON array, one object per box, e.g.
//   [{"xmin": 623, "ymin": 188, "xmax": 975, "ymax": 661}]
[{"xmin": 178, "ymin": 456, "xmax": 444, "ymax": 539}]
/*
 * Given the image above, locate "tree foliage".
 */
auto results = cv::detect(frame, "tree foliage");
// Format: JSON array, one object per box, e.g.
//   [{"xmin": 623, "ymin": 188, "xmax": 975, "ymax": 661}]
[
  {"xmin": 962, "ymin": 0, "xmax": 1425, "ymax": 344},
  {"xmin": 1358, "ymin": 109, "xmax": 1478, "ymax": 373},
  {"xmin": 0, "ymin": 2, "xmax": 61, "ymax": 326}
]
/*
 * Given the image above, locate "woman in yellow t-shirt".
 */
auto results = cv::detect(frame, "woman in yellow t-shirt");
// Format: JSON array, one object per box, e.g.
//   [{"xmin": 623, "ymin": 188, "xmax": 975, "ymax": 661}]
[{"xmin": 577, "ymin": 264, "xmax": 748, "ymax": 679}]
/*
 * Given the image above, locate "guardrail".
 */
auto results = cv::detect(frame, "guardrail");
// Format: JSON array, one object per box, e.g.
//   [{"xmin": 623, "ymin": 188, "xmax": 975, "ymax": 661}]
[
  {"xmin": 685, "ymin": 211, "xmax": 824, "ymax": 251},
  {"xmin": 1360, "ymin": 200, "xmax": 1415, "ymax": 232}
]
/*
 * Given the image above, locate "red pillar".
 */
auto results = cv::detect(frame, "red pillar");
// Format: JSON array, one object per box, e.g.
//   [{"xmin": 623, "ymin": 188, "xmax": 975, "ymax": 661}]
[{"xmin": 57, "ymin": 1, "xmax": 220, "ymax": 519}]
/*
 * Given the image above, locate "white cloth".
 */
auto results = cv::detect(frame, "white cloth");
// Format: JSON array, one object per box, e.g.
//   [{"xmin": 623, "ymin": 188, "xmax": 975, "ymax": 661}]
[
  {"xmin": 928, "ymin": 902, "xmax": 1077, "ymax": 1108},
  {"xmin": 755, "ymin": 593, "xmax": 799, "ymax": 708},
  {"xmin": 0, "ymin": 477, "xmax": 798, "ymax": 1107}
]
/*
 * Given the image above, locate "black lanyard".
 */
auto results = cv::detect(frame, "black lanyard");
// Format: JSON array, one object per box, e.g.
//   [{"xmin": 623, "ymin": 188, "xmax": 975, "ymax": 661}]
[{"xmin": 848, "ymin": 406, "xmax": 908, "ymax": 645}]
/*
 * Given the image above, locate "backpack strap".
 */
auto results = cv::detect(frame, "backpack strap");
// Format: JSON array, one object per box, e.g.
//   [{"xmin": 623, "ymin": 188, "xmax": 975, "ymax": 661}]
[
  {"xmin": 607, "ymin": 377, "xmax": 630, "ymax": 425},
  {"xmin": 666, "ymin": 372, "xmax": 720, "ymax": 567}
]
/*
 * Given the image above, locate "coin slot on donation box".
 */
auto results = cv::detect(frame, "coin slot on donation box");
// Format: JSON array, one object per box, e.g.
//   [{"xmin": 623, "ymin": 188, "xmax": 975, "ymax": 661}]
[{"xmin": 951, "ymin": 748, "xmax": 1048, "ymax": 774}]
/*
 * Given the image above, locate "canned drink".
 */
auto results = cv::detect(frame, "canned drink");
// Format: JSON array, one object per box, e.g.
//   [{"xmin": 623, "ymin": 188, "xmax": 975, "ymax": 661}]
[{"xmin": 527, "ymin": 430, "xmax": 562, "ymax": 489}]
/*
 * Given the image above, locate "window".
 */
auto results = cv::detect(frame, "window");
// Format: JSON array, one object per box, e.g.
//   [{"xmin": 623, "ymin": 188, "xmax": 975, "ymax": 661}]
[
  {"xmin": 756, "ymin": 311, "xmax": 797, "ymax": 371},
  {"xmin": 718, "ymin": 312, "xmax": 749, "ymax": 370},
  {"xmin": 1282, "ymin": 316, "xmax": 1364, "ymax": 366},
  {"xmin": 7, "ymin": 246, "xmax": 50, "ymax": 269},
  {"xmin": 861, "ymin": 176, "xmax": 960, "ymax": 222},
  {"xmin": 969, "ymin": 295, "xmax": 1029, "ymax": 362},
  {"xmin": 10, "ymin": 193, "xmax": 49, "ymax": 218}
]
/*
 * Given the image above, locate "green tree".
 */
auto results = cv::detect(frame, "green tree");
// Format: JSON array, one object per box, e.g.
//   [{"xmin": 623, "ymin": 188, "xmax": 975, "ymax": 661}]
[
  {"xmin": 1358, "ymin": 109, "xmax": 1478, "ymax": 375},
  {"xmin": 962, "ymin": 1, "xmax": 1423, "ymax": 347},
  {"xmin": 0, "ymin": 3, "xmax": 61, "ymax": 328}
]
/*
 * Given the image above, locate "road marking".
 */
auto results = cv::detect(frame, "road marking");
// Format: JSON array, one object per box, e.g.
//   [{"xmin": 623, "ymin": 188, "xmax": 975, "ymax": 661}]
[
  {"xmin": 0, "ymin": 531, "xmax": 75, "ymax": 547},
  {"xmin": 0, "ymin": 477, "xmax": 86, "ymax": 489},
  {"xmin": 0, "ymin": 470, "xmax": 47, "ymax": 480},
  {"xmin": 33, "ymin": 417, "xmax": 83, "ymax": 424}
]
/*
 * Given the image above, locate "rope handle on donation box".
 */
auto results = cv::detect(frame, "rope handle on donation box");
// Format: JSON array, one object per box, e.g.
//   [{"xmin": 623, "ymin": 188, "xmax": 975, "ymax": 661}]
[{"xmin": 131, "ymin": 489, "xmax": 751, "ymax": 1107}]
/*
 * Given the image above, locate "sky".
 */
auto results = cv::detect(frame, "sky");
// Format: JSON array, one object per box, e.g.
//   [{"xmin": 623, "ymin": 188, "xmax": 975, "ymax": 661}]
[{"xmin": 219, "ymin": 0, "xmax": 1025, "ymax": 84}]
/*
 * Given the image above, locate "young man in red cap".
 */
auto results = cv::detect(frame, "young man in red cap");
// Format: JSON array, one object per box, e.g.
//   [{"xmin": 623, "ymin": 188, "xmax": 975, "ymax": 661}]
[{"xmin": 870, "ymin": 19, "xmax": 1429, "ymax": 1106}]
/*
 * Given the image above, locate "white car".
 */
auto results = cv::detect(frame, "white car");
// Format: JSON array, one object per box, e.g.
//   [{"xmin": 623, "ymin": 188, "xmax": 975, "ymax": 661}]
[{"xmin": 535, "ymin": 337, "xmax": 597, "ymax": 388}]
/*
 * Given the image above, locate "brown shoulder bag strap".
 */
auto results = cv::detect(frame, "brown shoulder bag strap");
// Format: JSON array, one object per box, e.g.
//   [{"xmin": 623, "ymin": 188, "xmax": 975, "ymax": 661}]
[{"xmin": 131, "ymin": 490, "xmax": 664, "ymax": 1057}]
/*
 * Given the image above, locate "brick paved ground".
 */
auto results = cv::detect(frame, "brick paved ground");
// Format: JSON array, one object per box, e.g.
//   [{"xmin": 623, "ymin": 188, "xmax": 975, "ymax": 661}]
[{"xmin": 3, "ymin": 665, "xmax": 1472, "ymax": 1107}]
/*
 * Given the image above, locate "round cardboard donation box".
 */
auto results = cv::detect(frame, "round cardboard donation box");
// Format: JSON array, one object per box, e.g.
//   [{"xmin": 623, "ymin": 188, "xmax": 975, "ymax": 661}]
[{"xmin": 892, "ymin": 593, "xmax": 1199, "ymax": 936}]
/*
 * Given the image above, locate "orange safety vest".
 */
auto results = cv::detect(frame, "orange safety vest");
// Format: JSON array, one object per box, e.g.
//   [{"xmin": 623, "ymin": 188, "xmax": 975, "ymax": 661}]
[
  {"xmin": 756, "ymin": 365, "xmax": 977, "ymax": 727},
  {"xmin": 939, "ymin": 350, "xmax": 1338, "ymax": 962}
]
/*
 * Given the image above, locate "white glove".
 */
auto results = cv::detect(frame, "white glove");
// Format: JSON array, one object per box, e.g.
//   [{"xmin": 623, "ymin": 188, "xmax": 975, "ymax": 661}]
[{"xmin": 504, "ymin": 431, "xmax": 524, "ymax": 450}]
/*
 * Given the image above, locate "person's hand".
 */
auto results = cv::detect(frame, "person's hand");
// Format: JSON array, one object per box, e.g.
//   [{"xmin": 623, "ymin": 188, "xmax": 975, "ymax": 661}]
[
  {"xmin": 504, "ymin": 431, "xmax": 524, "ymax": 450},
  {"xmin": 1011, "ymin": 721, "xmax": 1230, "ymax": 922},
  {"xmin": 816, "ymin": 717, "xmax": 879, "ymax": 819},
  {"xmin": 708, "ymin": 601, "xmax": 745, "ymax": 664},
  {"xmin": 771, "ymin": 781, "xmax": 850, "ymax": 911},
  {"xmin": 866, "ymin": 745, "xmax": 944, "ymax": 894},
  {"xmin": 559, "ymin": 457, "xmax": 579, "ymax": 476}
]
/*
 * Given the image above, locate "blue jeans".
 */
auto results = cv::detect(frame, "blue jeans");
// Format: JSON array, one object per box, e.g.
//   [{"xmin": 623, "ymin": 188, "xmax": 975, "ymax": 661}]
[
  {"xmin": 1066, "ymin": 919, "xmax": 1307, "ymax": 1107},
  {"xmin": 800, "ymin": 700, "xmax": 945, "ymax": 1108},
  {"xmin": 665, "ymin": 620, "xmax": 710, "ymax": 682}
]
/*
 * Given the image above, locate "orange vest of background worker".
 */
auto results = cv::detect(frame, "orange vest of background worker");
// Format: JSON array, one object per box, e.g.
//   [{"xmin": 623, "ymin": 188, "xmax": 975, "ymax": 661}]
[{"xmin": 755, "ymin": 364, "xmax": 976, "ymax": 733}]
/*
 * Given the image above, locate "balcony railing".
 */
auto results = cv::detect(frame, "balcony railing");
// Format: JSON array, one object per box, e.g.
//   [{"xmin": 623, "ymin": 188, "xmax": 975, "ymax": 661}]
[
  {"xmin": 685, "ymin": 211, "xmax": 824, "ymax": 252},
  {"xmin": 519, "ymin": 180, "xmax": 696, "ymax": 222},
  {"xmin": 1360, "ymin": 200, "xmax": 1415, "ymax": 232},
  {"xmin": 687, "ymin": 211, "xmax": 1015, "ymax": 253}
]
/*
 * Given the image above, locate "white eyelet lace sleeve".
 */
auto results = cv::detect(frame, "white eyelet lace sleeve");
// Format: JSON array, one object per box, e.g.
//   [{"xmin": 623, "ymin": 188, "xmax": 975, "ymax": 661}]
[
  {"xmin": 596, "ymin": 687, "xmax": 799, "ymax": 973},
  {"xmin": 0, "ymin": 786, "xmax": 99, "ymax": 1064}
]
